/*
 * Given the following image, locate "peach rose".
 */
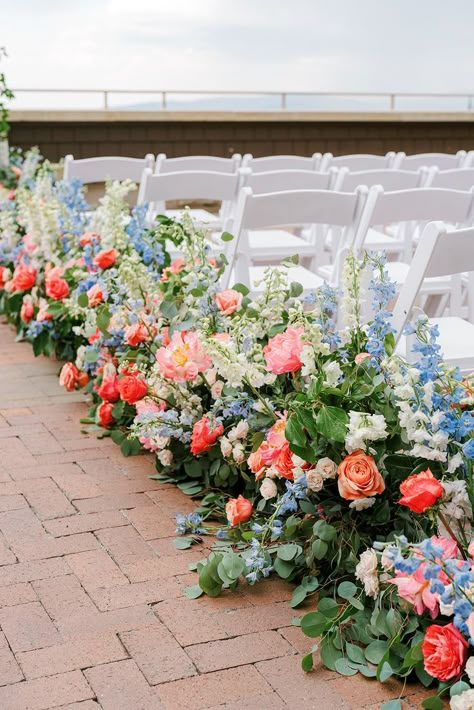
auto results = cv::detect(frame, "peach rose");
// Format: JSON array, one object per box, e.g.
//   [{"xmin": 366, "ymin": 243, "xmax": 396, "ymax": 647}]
[
  {"xmin": 226, "ymin": 495, "xmax": 253, "ymax": 526},
  {"xmin": 215, "ymin": 289, "xmax": 242, "ymax": 316},
  {"xmin": 263, "ymin": 325, "xmax": 307, "ymax": 375},
  {"xmin": 124, "ymin": 322, "xmax": 150, "ymax": 346},
  {"xmin": 59, "ymin": 363, "xmax": 80, "ymax": 392},
  {"xmin": 118, "ymin": 374, "xmax": 148, "ymax": 404},
  {"xmin": 45, "ymin": 270, "xmax": 69, "ymax": 300},
  {"xmin": 20, "ymin": 296, "xmax": 34, "ymax": 323},
  {"xmin": 9, "ymin": 264, "xmax": 37, "ymax": 292},
  {"xmin": 337, "ymin": 449, "xmax": 385, "ymax": 500},
  {"xmin": 79, "ymin": 232, "xmax": 100, "ymax": 246},
  {"xmin": 97, "ymin": 374, "xmax": 120, "ymax": 402},
  {"xmin": 87, "ymin": 283, "xmax": 104, "ymax": 307}
]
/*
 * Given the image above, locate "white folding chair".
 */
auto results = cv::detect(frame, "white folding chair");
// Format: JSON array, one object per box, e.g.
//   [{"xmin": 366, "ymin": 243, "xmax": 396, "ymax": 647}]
[
  {"xmin": 63, "ymin": 154, "xmax": 154, "ymax": 183},
  {"xmin": 426, "ymin": 167, "xmax": 474, "ymax": 191},
  {"xmin": 241, "ymin": 154, "xmax": 322, "ymax": 172},
  {"xmin": 137, "ymin": 168, "xmax": 241, "ymax": 228},
  {"xmin": 222, "ymin": 186, "xmax": 369, "ymax": 293},
  {"xmin": 155, "ymin": 153, "xmax": 241, "ymax": 174},
  {"xmin": 351, "ymin": 186, "xmax": 474, "ymax": 315},
  {"xmin": 393, "ymin": 151, "xmax": 466, "ymax": 171},
  {"xmin": 332, "ymin": 168, "xmax": 428, "ymax": 257},
  {"xmin": 393, "ymin": 222, "xmax": 474, "ymax": 372},
  {"xmin": 320, "ymin": 152, "xmax": 396, "ymax": 172},
  {"xmin": 237, "ymin": 169, "xmax": 336, "ymax": 261}
]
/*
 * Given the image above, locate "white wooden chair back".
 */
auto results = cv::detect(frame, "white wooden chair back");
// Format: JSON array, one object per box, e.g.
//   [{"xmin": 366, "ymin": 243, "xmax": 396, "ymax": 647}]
[
  {"xmin": 392, "ymin": 222, "xmax": 474, "ymax": 338},
  {"xmin": 321, "ymin": 152, "xmax": 396, "ymax": 172},
  {"xmin": 394, "ymin": 151, "xmax": 466, "ymax": 171},
  {"xmin": 353, "ymin": 186, "xmax": 474, "ymax": 255},
  {"xmin": 63, "ymin": 154, "xmax": 154, "ymax": 183},
  {"xmin": 137, "ymin": 168, "xmax": 241, "ymax": 222},
  {"xmin": 222, "ymin": 186, "xmax": 368, "ymax": 288},
  {"xmin": 241, "ymin": 154, "xmax": 322, "ymax": 172},
  {"xmin": 334, "ymin": 168, "xmax": 426, "ymax": 192},
  {"xmin": 239, "ymin": 168, "xmax": 335, "ymax": 193},
  {"xmin": 155, "ymin": 153, "xmax": 241, "ymax": 174},
  {"xmin": 426, "ymin": 167, "xmax": 474, "ymax": 191}
]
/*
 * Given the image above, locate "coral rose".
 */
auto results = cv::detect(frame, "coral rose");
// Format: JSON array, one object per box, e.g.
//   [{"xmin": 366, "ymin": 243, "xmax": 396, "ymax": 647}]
[
  {"xmin": 118, "ymin": 374, "xmax": 148, "ymax": 405},
  {"xmin": 79, "ymin": 231, "xmax": 99, "ymax": 246},
  {"xmin": 93, "ymin": 248, "xmax": 118, "ymax": 269},
  {"xmin": 97, "ymin": 401, "xmax": 115, "ymax": 428},
  {"xmin": 124, "ymin": 322, "xmax": 149, "ymax": 346},
  {"xmin": 398, "ymin": 468, "xmax": 444, "ymax": 513},
  {"xmin": 190, "ymin": 415, "xmax": 224, "ymax": 455},
  {"xmin": 215, "ymin": 289, "xmax": 242, "ymax": 316},
  {"xmin": 45, "ymin": 272, "xmax": 69, "ymax": 300},
  {"xmin": 422, "ymin": 623, "xmax": 468, "ymax": 681},
  {"xmin": 20, "ymin": 297, "xmax": 34, "ymax": 323},
  {"xmin": 248, "ymin": 450, "xmax": 265, "ymax": 479},
  {"xmin": 263, "ymin": 325, "xmax": 306, "ymax": 374},
  {"xmin": 337, "ymin": 450, "xmax": 385, "ymax": 500},
  {"xmin": 10, "ymin": 264, "xmax": 37, "ymax": 292},
  {"xmin": 156, "ymin": 331, "xmax": 212, "ymax": 382},
  {"xmin": 59, "ymin": 363, "xmax": 80, "ymax": 392},
  {"xmin": 97, "ymin": 374, "xmax": 120, "ymax": 402},
  {"xmin": 226, "ymin": 495, "xmax": 253, "ymax": 526},
  {"xmin": 0, "ymin": 266, "xmax": 10, "ymax": 288},
  {"xmin": 87, "ymin": 284, "xmax": 104, "ymax": 307}
]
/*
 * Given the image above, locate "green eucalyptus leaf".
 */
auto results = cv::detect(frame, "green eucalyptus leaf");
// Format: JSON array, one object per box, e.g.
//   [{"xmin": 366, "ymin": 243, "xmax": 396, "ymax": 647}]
[
  {"xmin": 365, "ymin": 640, "xmax": 387, "ymax": 665},
  {"xmin": 300, "ymin": 611, "xmax": 328, "ymax": 638},
  {"xmin": 277, "ymin": 544, "xmax": 301, "ymax": 561},
  {"xmin": 311, "ymin": 539, "xmax": 328, "ymax": 560},
  {"xmin": 290, "ymin": 585, "xmax": 308, "ymax": 608},
  {"xmin": 335, "ymin": 658, "xmax": 358, "ymax": 676},
  {"xmin": 174, "ymin": 537, "xmax": 193, "ymax": 550},
  {"xmin": 346, "ymin": 642, "xmax": 366, "ymax": 665},
  {"xmin": 381, "ymin": 701, "xmax": 402, "ymax": 710},
  {"xmin": 337, "ymin": 581, "xmax": 357, "ymax": 599},
  {"xmin": 421, "ymin": 697, "xmax": 443, "ymax": 710},
  {"xmin": 184, "ymin": 584, "xmax": 203, "ymax": 599},
  {"xmin": 301, "ymin": 653, "xmax": 314, "ymax": 672}
]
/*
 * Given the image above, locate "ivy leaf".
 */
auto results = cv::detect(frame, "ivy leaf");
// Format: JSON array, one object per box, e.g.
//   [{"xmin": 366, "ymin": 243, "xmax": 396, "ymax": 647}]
[
  {"xmin": 285, "ymin": 415, "xmax": 307, "ymax": 448},
  {"xmin": 314, "ymin": 405, "xmax": 349, "ymax": 443}
]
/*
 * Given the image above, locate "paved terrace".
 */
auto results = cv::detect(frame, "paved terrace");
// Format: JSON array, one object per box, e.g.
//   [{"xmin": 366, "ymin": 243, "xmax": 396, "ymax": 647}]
[{"xmin": 0, "ymin": 320, "xmax": 433, "ymax": 709}]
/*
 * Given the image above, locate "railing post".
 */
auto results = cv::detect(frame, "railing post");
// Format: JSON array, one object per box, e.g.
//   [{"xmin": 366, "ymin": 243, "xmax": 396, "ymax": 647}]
[
  {"xmin": 281, "ymin": 93, "xmax": 286, "ymax": 110},
  {"xmin": 390, "ymin": 94, "xmax": 395, "ymax": 111},
  {"xmin": 162, "ymin": 91, "xmax": 167, "ymax": 109},
  {"xmin": 103, "ymin": 91, "xmax": 108, "ymax": 109}
]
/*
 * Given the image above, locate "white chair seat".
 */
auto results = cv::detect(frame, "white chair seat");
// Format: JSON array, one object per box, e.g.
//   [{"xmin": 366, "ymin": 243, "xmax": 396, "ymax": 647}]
[
  {"xmin": 364, "ymin": 227, "xmax": 404, "ymax": 253},
  {"xmin": 248, "ymin": 230, "xmax": 314, "ymax": 259},
  {"xmin": 397, "ymin": 317, "xmax": 474, "ymax": 373},
  {"xmin": 164, "ymin": 208, "xmax": 221, "ymax": 225},
  {"xmin": 386, "ymin": 262, "xmax": 453, "ymax": 294},
  {"xmin": 246, "ymin": 265, "xmax": 324, "ymax": 293}
]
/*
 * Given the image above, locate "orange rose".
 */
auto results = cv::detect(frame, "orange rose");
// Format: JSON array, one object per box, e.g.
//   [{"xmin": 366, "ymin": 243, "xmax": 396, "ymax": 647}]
[
  {"xmin": 398, "ymin": 468, "xmax": 444, "ymax": 513},
  {"xmin": 97, "ymin": 401, "xmax": 115, "ymax": 428},
  {"xmin": 118, "ymin": 374, "xmax": 148, "ymax": 404},
  {"xmin": 226, "ymin": 495, "xmax": 253, "ymax": 526},
  {"xmin": 190, "ymin": 415, "xmax": 224, "ymax": 455},
  {"xmin": 9, "ymin": 264, "xmax": 37, "ymax": 292},
  {"xmin": 20, "ymin": 297, "xmax": 34, "ymax": 323},
  {"xmin": 45, "ymin": 272, "xmax": 69, "ymax": 300},
  {"xmin": 337, "ymin": 450, "xmax": 385, "ymax": 500},
  {"xmin": 93, "ymin": 248, "xmax": 118, "ymax": 269}
]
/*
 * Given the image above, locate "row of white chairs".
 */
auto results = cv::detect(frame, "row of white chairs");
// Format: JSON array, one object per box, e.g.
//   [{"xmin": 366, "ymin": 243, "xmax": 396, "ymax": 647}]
[{"xmin": 63, "ymin": 150, "xmax": 474, "ymax": 185}]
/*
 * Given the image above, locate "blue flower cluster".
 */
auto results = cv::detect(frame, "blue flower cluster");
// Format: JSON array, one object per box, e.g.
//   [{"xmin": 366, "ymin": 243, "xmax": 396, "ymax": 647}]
[
  {"xmin": 175, "ymin": 512, "xmax": 207, "ymax": 535},
  {"xmin": 365, "ymin": 258, "xmax": 396, "ymax": 362}
]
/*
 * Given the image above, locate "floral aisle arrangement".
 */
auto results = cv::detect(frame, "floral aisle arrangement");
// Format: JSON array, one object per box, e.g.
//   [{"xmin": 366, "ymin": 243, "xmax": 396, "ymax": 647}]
[{"xmin": 2, "ymin": 158, "xmax": 474, "ymax": 708}]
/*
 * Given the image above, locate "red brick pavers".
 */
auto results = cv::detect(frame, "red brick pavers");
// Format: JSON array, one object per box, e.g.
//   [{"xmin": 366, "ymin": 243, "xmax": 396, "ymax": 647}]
[{"xmin": 0, "ymin": 322, "xmax": 429, "ymax": 709}]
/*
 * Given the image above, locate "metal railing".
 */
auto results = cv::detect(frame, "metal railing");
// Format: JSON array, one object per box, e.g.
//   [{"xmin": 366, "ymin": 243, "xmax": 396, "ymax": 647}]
[{"xmin": 10, "ymin": 88, "xmax": 474, "ymax": 111}]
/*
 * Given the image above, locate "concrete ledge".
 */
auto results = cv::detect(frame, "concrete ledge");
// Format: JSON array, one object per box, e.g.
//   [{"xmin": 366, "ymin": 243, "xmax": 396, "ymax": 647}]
[{"xmin": 9, "ymin": 110, "xmax": 474, "ymax": 123}]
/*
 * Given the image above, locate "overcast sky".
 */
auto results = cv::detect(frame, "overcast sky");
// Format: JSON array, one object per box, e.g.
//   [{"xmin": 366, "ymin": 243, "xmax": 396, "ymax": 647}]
[{"xmin": 2, "ymin": 0, "xmax": 474, "ymax": 107}]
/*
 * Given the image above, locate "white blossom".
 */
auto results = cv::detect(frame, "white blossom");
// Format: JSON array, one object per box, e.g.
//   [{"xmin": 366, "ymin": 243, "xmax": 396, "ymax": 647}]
[{"xmin": 355, "ymin": 549, "xmax": 379, "ymax": 598}]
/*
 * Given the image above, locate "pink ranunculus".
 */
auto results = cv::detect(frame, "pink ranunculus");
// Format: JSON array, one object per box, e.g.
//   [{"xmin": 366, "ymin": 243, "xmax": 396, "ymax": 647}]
[
  {"xmin": 215, "ymin": 289, "xmax": 243, "ymax": 316},
  {"xmin": 155, "ymin": 331, "xmax": 212, "ymax": 382},
  {"xmin": 124, "ymin": 322, "xmax": 150, "ymax": 346},
  {"xmin": 263, "ymin": 325, "xmax": 307, "ymax": 374},
  {"xmin": 135, "ymin": 398, "xmax": 164, "ymax": 416}
]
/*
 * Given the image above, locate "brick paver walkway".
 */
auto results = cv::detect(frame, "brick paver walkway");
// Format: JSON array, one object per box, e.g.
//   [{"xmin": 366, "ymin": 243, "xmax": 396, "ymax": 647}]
[{"xmin": 0, "ymin": 321, "xmax": 432, "ymax": 709}]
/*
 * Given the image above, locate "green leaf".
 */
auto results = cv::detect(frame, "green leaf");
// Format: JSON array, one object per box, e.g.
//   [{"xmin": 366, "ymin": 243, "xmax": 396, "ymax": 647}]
[
  {"xmin": 222, "ymin": 552, "xmax": 245, "ymax": 579},
  {"xmin": 300, "ymin": 611, "xmax": 328, "ymax": 638},
  {"xmin": 416, "ymin": 661, "xmax": 435, "ymax": 687},
  {"xmin": 451, "ymin": 681, "xmax": 471, "ymax": 697},
  {"xmin": 96, "ymin": 307, "xmax": 111, "ymax": 333},
  {"xmin": 379, "ymin": 661, "xmax": 393, "ymax": 683},
  {"xmin": 160, "ymin": 299, "xmax": 179, "ymax": 319},
  {"xmin": 220, "ymin": 231, "xmax": 234, "ymax": 242},
  {"xmin": 274, "ymin": 556, "xmax": 295, "ymax": 579},
  {"xmin": 421, "ymin": 697, "xmax": 443, "ymax": 710},
  {"xmin": 314, "ymin": 405, "xmax": 349, "ymax": 443},
  {"xmin": 346, "ymin": 642, "xmax": 366, "ymax": 665},
  {"xmin": 231, "ymin": 282, "xmax": 250, "ymax": 296},
  {"xmin": 337, "ymin": 581, "xmax": 357, "ymax": 599},
  {"xmin": 290, "ymin": 585, "xmax": 307, "ymax": 608},
  {"xmin": 358, "ymin": 664, "xmax": 377, "ymax": 678},
  {"xmin": 184, "ymin": 584, "xmax": 203, "ymax": 599},
  {"xmin": 174, "ymin": 537, "xmax": 193, "ymax": 550},
  {"xmin": 381, "ymin": 701, "xmax": 402, "ymax": 710},
  {"xmin": 317, "ymin": 597, "xmax": 339, "ymax": 619},
  {"xmin": 285, "ymin": 415, "xmax": 307, "ymax": 448},
  {"xmin": 301, "ymin": 653, "xmax": 314, "ymax": 672},
  {"xmin": 311, "ymin": 539, "xmax": 328, "ymax": 560},
  {"xmin": 335, "ymin": 658, "xmax": 358, "ymax": 676},
  {"xmin": 313, "ymin": 520, "xmax": 337, "ymax": 542},
  {"xmin": 110, "ymin": 429, "xmax": 125, "ymax": 445},
  {"xmin": 289, "ymin": 281, "xmax": 303, "ymax": 298},
  {"xmin": 365, "ymin": 640, "xmax": 387, "ymax": 665},
  {"xmin": 295, "ymin": 407, "xmax": 318, "ymax": 437},
  {"xmin": 277, "ymin": 544, "xmax": 301, "ymax": 561},
  {"xmin": 320, "ymin": 637, "xmax": 342, "ymax": 671},
  {"xmin": 78, "ymin": 292, "xmax": 88, "ymax": 308}
]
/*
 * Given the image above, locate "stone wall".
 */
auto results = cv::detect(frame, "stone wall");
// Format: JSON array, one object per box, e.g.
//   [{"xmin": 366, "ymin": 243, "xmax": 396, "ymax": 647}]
[{"xmin": 8, "ymin": 111, "xmax": 474, "ymax": 161}]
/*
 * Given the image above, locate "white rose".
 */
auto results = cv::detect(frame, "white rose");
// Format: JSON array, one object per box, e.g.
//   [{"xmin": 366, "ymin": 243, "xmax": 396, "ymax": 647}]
[
  {"xmin": 157, "ymin": 449, "xmax": 173, "ymax": 466},
  {"xmin": 465, "ymin": 658, "xmax": 474, "ymax": 685},
  {"xmin": 315, "ymin": 457, "xmax": 337, "ymax": 479},
  {"xmin": 232, "ymin": 444, "xmax": 245, "ymax": 464},
  {"xmin": 205, "ymin": 368, "xmax": 217, "ymax": 386},
  {"xmin": 291, "ymin": 454, "xmax": 306, "ymax": 467},
  {"xmin": 380, "ymin": 548, "xmax": 394, "ymax": 571},
  {"xmin": 211, "ymin": 381, "xmax": 224, "ymax": 399},
  {"xmin": 220, "ymin": 437, "xmax": 232, "ymax": 458},
  {"xmin": 306, "ymin": 470, "xmax": 324, "ymax": 492},
  {"xmin": 260, "ymin": 477, "xmax": 278, "ymax": 500},
  {"xmin": 451, "ymin": 689, "xmax": 474, "ymax": 710},
  {"xmin": 349, "ymin": 497, "xmax": 376, "ymax": 512},
  {"xmin": 228, "ymin": 420, "xmax": 249, "ymax": 442},
  {"xmin": 355, "ymin": 548, "xmax": 379, "ymax": 598}
]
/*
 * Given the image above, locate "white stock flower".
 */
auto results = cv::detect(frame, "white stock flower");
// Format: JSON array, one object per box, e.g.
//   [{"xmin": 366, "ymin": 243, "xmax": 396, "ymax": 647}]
[
  {"xmin": 450, "ymin": 689, "xmax": 474, "ymax": 710},
  {"xmin": 157, "ymin": 450, "xmax": 173, "ymax": 466},
  {"xmin": 300, "ymin": 345, "xmax": 316, "ymax": 377},
  {"xmin": 381, "ymin": 548, "xmax": 395, "ymax": 571},
  {"xmin": 349, "ymin": 497, "xmax": 376, "ymax": 512},
  {"xmin": 355, "ymin": 549, "xmax": 379, "ymax": 598},
  {"xmin": 448, "ymin": 453, "xmax": 464, "ymax": 474},
  {"xmin": 345, "ymin": 412, "xmax": 388, "ymax": 453},
  {"xmin": 260, "ymin": 477, "xmax": 278, "ymax": 500},
  {"xmin": 306, "ymin": 471, "xmax": 324, "ymax": 492},
  {"xmin": 315, "ymin": 457, "xmax": 337, "ymax": 479},
  {"xmin": 323, "ymin": 361, "xmax": 343, "ymax": 387},
  {"xmin": 220, "ymin": 437, "xmax": 232, "ymax": 458},
  {"xmin": 228, "ymin": 420, "xmax": 249, "ymax": 442}
]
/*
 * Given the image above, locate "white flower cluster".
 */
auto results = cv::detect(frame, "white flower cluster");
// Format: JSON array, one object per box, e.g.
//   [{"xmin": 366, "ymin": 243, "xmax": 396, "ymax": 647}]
[
  {"xmin": 439, "ymin": 480, "xmax": 473, "ymax": 538},
  {"xmin": 220, "ymin": 420, "xmax": 249, "ymax": 464},
  {"xmin": 355, "ymin": 548, "xmax": 379, "ymax": 598},
  {"xmin": 305, "ymin": 457, "xmax": 337, "ymax": 492},
  {"xmin": 345, "ymin": 411, "xmax": 388, "ymax": 453},
  {"xmin": 91, "ymin": 179, "xmax": 136, "ymax": 251}
]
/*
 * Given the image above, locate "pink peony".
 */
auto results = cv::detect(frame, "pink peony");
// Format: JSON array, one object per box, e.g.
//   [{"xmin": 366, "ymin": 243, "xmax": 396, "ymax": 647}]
[
  {"xmin": 155, "ymin": 331, "xmax": 212, "ymax": 382},
  {"xmin": 263, "ymin": 325, "xmax": 307, "ymax": 374}
]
